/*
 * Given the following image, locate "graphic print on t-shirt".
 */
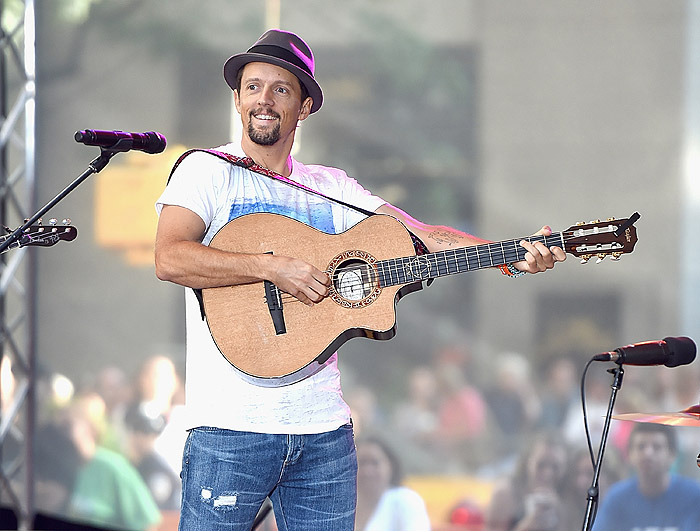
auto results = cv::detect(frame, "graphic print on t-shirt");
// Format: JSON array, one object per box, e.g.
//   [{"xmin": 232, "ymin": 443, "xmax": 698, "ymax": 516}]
[{"xmin": 228, "ymin": 198, "xmax": 336, "ymax": 235}]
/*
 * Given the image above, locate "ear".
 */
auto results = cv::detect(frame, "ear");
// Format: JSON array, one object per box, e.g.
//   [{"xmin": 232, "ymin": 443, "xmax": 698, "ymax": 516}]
[
  {"xmin": 298, "ymin": 96, "xmax": 313, "ymax": 122},
  {"xmin": 233, "ymin": 89, "xmax": 242, "ymax": 114}
]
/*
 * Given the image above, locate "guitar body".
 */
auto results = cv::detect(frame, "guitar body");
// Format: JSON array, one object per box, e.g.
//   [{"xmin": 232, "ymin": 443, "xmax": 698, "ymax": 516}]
[{"xmin": 202, "ymin": 213, "xmax": 422, "ymax": 386}]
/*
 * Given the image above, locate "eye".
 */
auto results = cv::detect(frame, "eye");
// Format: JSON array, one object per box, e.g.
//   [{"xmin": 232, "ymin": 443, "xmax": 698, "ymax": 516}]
[
  {"xmin": 275, "ymin": 86, "xmax": 289, "ymax": 95},
  {"xmin": 245, "ymin": 83, "xmax": 259, "ymax": 91}
]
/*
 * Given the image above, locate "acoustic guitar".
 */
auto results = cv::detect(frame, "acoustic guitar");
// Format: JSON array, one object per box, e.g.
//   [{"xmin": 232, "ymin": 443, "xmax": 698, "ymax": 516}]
[{"xmin": 202, "ymin": 212, "xmax": 639, "ymax": 387}]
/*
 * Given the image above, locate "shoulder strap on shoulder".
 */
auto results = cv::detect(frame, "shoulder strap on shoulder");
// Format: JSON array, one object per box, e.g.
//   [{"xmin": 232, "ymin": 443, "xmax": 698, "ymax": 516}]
[{"xmin": 166, "ymin": 148, "xmax": 255, "ymax": 185}]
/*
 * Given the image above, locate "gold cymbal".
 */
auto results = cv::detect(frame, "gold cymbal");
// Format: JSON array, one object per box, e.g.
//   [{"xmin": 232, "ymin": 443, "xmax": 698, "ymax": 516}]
[{"xmin": 613, "ymin": 404, "xmax": 700, "ymax": 426}]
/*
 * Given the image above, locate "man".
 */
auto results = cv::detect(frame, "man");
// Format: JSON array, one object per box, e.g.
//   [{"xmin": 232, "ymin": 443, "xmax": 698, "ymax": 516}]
[
  {"xmin": 592, "ymin": 422, "xmax": 700, "ymax": 531},
  {"xmin": 154, "ymin": 29, "xmax": 565, "ymax": 530}
]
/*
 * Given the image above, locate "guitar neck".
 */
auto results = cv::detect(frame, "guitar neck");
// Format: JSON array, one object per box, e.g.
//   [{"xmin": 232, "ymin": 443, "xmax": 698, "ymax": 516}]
[{"xmin": 376, "ymin": 232, "xmax": 565, "ymax": 287}]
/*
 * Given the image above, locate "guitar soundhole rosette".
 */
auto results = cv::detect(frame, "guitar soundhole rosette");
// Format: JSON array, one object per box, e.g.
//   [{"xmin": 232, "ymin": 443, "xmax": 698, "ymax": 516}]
[{"xmin": 328, "ymin": 250, "xmax": 381, "ymax": 308}]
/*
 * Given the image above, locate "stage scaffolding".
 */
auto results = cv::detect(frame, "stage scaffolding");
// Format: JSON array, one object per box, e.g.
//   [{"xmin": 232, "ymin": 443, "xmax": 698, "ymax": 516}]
[{"xmin": 0, "ymin": 0, "xmax": 37, "ymax": 529}]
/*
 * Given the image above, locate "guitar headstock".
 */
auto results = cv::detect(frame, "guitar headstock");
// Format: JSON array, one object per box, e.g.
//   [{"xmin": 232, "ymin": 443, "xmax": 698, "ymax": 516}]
[
  {"xmin": 562, "ymin": 214, "xmax": 639, "ymax": 263},
  {"xmin": 1, "ymin": 219, "xmax": 78, "ymax": 254}
]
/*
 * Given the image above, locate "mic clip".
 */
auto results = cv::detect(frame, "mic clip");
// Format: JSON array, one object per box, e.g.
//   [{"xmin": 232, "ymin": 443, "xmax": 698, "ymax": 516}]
[{"xmin": 98, "ymin": 138, "xmax": 136, "ymax": 154}]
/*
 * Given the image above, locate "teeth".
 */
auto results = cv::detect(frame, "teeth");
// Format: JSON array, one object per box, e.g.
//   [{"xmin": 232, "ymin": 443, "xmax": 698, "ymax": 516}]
[{"xmin": 255, "ymin": 114, "xmax": 276, "ymax": 120}]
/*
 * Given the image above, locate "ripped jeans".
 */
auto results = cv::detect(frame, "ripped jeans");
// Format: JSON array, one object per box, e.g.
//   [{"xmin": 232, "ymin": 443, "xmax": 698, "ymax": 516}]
[{"xmin": 178, "ymin": 424, "xmax": 357, "ymax": 531}]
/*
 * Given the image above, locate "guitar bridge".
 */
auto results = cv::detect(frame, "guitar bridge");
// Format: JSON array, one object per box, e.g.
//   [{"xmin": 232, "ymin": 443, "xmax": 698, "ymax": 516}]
[{"xmin": 264, "ymin": 280, "xmax": 286, "ymax": 335}]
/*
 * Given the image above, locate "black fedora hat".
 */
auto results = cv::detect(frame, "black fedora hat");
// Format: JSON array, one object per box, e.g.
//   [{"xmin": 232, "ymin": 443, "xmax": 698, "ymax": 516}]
[{"xmin": 223, "ymin": 29, "xmax": 323, "ymax": 114}]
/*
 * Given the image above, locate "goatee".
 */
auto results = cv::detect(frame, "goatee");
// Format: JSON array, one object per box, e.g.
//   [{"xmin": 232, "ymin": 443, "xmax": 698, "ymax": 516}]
[{"xmin": 248, "ymin": 121, "xmax": 281, "ymax": 146}]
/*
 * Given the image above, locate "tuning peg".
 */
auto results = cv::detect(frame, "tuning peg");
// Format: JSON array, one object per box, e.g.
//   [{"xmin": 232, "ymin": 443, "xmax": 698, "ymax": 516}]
[
  {"xmin": 589, "ymin": 219, "xmax": 601, "ymax": 224},
  {"xmin": 576, "ymin": 221, "xmax": 586, "ymax": 226},
  {"xmin": 611, "ymin": 252, "xmax": 622, "ymax": 261},
  {"xmin": 580, "ymin": 254, "xmax": 592, "ymax": 264},
  {"xmin": 607, "ymin": 217, "xmax": 616, "ymax": 221},
  {"xmin": 49, "ymin": 218, "xmax": 57, "ymax": 226},
  {"xmin": 596, "ymin": 253, "xmax": 607, "ymax": 263},
  {"xmin": 62, "ymin": 218, "xmax": 71, "ymax": 225}
]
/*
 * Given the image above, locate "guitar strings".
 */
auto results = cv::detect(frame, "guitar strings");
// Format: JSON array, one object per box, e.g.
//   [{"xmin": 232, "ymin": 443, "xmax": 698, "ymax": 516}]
[
  {"xmin": 268, "ymin": 237, "xmax": 527, "ymax": 304},
  {"xmin": 266, "ymin": 229, "xmax": 618, "ymax": 305}
]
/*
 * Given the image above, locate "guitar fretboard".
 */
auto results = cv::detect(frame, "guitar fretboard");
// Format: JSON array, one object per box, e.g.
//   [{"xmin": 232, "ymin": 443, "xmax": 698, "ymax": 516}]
[{"xmin": 375, "ymin": 233, "xmax": 565, "ymax": 287}]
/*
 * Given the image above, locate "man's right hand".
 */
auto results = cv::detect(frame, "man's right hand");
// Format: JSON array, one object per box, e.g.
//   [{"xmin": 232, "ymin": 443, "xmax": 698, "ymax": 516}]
[{"xmin": 266, "ymin": 255, "xmax": 330, "ymax": 307}]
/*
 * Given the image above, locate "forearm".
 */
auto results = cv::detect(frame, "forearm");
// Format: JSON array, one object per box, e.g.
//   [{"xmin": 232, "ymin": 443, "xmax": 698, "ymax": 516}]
[
  {"xmin": 375, "ymin": 203, "xmax": 490, "ymax": 252},
  {"xmin": 155, "ymin": 238, "xmax": 329, "ymax": 306},
  {"xmin": 155, "ymin": 239, "xmax": 272, "ymax": 289},
  {"xmin": 410, "ymin": 223, "xmax": 490, "ymax": 252}
]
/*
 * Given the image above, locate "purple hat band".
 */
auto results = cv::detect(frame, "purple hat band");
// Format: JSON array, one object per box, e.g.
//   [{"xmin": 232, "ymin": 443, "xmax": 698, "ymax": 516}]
[{"xmin": 246, "ymin": 44, "xmax": 314, "ymax": 75}]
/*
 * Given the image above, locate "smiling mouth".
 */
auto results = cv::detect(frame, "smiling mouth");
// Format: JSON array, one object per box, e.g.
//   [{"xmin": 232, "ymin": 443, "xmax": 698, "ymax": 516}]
[{"xmin": 251, "ymin": 110, "xmax": 279, "ymax": 123}]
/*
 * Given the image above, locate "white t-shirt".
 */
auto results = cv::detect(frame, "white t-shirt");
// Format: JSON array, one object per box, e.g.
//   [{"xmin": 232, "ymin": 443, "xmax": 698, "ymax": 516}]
[
  {"xmin": 364, "ymin": 487, "xmax": 432, "ymax": 531},
  {"xmin": 155, "ymin": 143, "xmax": 386, "ymax": 434}
]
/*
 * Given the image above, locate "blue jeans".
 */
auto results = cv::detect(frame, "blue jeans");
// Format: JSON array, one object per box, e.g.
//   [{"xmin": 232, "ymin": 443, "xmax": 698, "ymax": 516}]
[{"xmin": 178, "ymin": 424, "xmax": 357, "ymax": 530}]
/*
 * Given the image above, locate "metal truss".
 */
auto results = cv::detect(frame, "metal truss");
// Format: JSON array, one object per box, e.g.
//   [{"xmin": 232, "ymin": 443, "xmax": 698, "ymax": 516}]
[{"xmin": 0, "ymin": 0, "xmax": 36, "ymax": 528}]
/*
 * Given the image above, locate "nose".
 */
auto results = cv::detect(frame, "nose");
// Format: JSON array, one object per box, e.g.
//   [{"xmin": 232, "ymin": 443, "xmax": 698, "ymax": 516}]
[{"xmin": 257, "ymin": 85, "xmax": 274, "ymax": 106}]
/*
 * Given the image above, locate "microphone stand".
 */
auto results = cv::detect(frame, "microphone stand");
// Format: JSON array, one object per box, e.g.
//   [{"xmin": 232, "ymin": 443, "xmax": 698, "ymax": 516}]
[
  {"xmin": 581, "ymin": 363, "xmax": 624, "ymax": 531},
  {"xmin": 0, "ymin": 144, "xmax": 126, "ymax": 254}
]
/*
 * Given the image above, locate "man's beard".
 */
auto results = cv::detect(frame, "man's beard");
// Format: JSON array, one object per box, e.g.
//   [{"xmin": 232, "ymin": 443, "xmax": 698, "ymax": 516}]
[{"xmin": 247, "ymin": 118, "xmax": 281, "ymax": 146}]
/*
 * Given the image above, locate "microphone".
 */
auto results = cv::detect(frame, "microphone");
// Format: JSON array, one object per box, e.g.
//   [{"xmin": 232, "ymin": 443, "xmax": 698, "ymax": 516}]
[
  {"xmin": 74, "ymin": 129, "xmax": 167, "ymax": 154},
  {"xmin": 593, "ymin": 336, "xmax": 696, "ymax": 367}
]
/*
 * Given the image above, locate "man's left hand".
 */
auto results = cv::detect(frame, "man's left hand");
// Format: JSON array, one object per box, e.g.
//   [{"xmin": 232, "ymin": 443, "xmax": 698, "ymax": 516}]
[{"xmin": 514, "ymin": 225, "xmax": 567, "ymax": 274}]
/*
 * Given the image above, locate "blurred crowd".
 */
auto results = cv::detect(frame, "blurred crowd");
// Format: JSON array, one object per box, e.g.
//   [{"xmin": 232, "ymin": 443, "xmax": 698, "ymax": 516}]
[
  {"xmin": 344, "ymin": 341, "xmax": 700, "ymax": 474},
  {"xmin": 342, "ymin": 341, "xmax": 700, "ymax": 529},
  {"xmin": 2, "ymin": 353, "xmax": 185, "ymax": 530},
  {"xmin": 2, "ymin": 338, "xmax": 700, "ymax": 530}
]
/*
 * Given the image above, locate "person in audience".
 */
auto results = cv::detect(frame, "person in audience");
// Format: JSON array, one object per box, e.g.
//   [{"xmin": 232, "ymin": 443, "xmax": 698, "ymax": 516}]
[
  {"xmin": 483, "ymin": 352, "xmax": 541, "ymax": 462},
  {"xmin": 89, "ymin": 365, "xmax": 134, "ymax": 453},
  {"xmin": 592, "ymin": 422, "xmax": 700, "ymax": 531},
  {"xmin": 560, "ymin": 444, "xmax": 625, "ymax": 529},
  {"xmin": 391, "ymin": 366, "xmax": 443, "ymax": 473},
  {"xmin": 130, "ymin": 354, "xmax": 188, "ymax": 478},
  {"xmin": 355, "ymin": 437, "xmax": 431, "ymax": 530},
  {"xmin": 33, "ymin": 420, "xmax": 83, "ymax": 517},
  {"xmin": 537, "ymin": 357, "xmax": 578, "ymax": 429},
  {"xmin": 60, "ymin": 392, "xmax": 162, "ymax": 531},
  {"xmin": 434, "ymin": 350, "xmax": 489, "ymax": 473},
  {"xmin": 485, "ymin": 431, "xmax": 569, "ymax": 531}
]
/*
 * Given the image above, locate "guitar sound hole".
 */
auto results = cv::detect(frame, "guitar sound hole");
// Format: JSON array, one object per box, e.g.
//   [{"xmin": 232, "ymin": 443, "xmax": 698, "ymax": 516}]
[{"xmin": 333, "ymin": 259, "xmax": 374, "ymax": 302}]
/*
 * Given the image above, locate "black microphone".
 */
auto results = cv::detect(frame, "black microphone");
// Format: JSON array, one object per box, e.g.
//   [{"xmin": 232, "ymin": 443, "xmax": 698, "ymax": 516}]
[
  {"xmin": 593, "ymin": 336, "xmax": 696, "ymax": 367},
  {"xmin": 74, "ymin": 129, "xmax": 167, "ymax": 154}
]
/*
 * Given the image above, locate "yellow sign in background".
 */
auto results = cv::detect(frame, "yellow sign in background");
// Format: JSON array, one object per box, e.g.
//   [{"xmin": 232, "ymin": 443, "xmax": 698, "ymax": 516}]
[{"xmin": 94, "ymin": 145, "xmax": 187, "ymax": 266}]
